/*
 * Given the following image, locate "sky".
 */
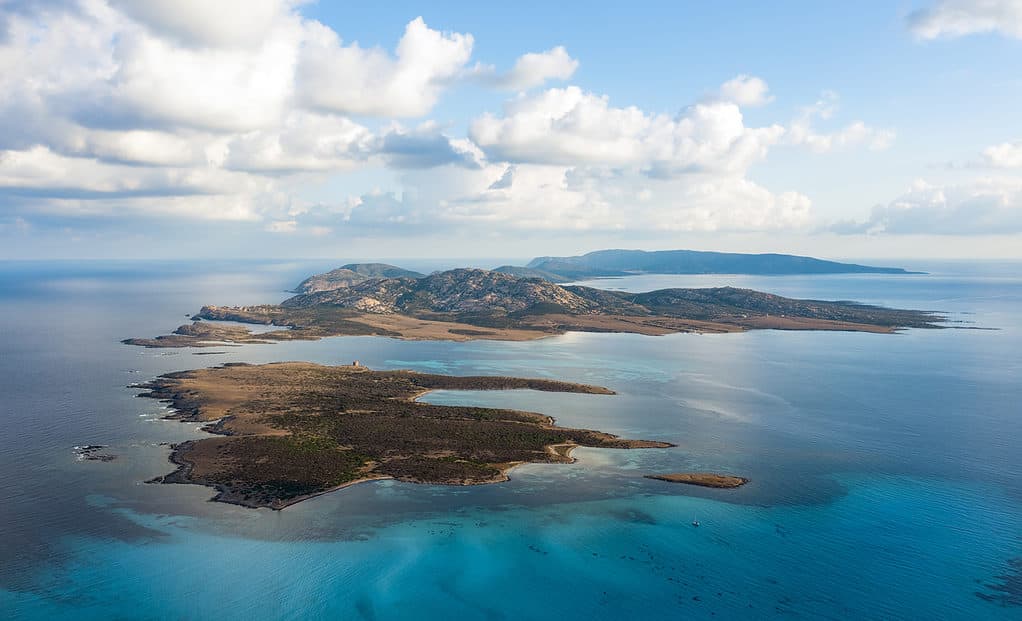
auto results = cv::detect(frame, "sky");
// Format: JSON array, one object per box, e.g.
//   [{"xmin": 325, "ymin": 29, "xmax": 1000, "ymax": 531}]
[{"xmin": 1, "ymin": 0, "xmax": 1021, "ymax": 261}]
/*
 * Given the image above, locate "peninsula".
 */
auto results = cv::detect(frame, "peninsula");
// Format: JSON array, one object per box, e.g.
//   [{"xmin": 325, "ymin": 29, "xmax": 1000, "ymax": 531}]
[
  {"xmin": 139, "ymin": 362, "xmax": 671, "ymax": 509},
  {"xmin": 124, "ymin": 266, "xmax": 945, "ymax": 348}
]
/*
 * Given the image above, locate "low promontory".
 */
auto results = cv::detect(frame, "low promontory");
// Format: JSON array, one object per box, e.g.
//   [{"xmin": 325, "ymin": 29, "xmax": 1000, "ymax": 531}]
[
  {"xmin": 645, "ymin": 473, "xmax": 749, "ymax": 488},
  {"xmin": 139, "ymin": 362, "xmax": 672, "ymax": 509}
]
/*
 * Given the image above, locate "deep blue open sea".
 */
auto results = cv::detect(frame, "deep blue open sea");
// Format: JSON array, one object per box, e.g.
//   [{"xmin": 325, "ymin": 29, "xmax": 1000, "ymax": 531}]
[{"xmin": 0, "ymin": 259, "xmax": 1020, "ymax": 620}]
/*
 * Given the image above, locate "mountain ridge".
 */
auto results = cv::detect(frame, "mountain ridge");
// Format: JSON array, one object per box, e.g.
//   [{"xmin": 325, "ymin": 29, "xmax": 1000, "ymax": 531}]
[{"xmin": 486, "ymin": 249, "xmax": 919, "ymax": 281}]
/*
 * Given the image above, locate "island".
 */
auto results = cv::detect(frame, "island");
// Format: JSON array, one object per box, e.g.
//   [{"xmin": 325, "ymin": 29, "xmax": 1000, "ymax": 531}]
[
  {"xmin": 645, "ymin": 473, "xmax": 749, "ymax": 488},
  {"xmin": 138, "ymin": 362, "xmax": 673, "ymax": 509},
  {"xmin": 123, "ymin": 267, "xmax": 945, "ymax": 348},
  {"xmin": 496, "ymin": 248, "xmax": 919, "ymax": 281}
]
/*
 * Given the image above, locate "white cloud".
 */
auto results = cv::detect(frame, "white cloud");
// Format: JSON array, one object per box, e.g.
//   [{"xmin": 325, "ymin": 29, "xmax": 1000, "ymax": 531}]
[
  {"xmin": 264, "ymin": 219, "xmax": 298, "ymax": 233},
  {"xmin": 110, "ymin": 0, "xmax": 294, "ymax": 48},
  {"xmin": 506, "ymin": 167, "xmax": 812, "ymax": 232},
  {"xmin": 718, "ymin": 74, "xmax": 773, "ymax": 107},
  {"xmin": 56, "ymin": 128, "xmax": 205, "ymax": 167},
  {"xmin": 469, "ymin": 86, "xmax": 785, "ymax": 174},
  {"xmin": 0, "ymin": 146, "xmax": 261, "ymax": 196},
  {"xmin": 0, "ymin": 4, "xmax": 492, "ymax": 225},
  {"xmin": 470, "ymin": 88, "xmax": 653, "ymax": 166},
  {"xmin": 488, "ymin": 166, "xmax": 514, "ymax": 189},
  {"xmin": 0, "ymin": 6, "xmax": 480, "ymax": 145},
  {"xmin": 833, "ymin": 178, "xmax": 1022, "ymax": 234},
  {"xmin": 102, "ymin": 20, "xmax": 302, "ymax": 132},
  {"xmin": 8, "ymin": 193, "xmax": 268, "ymax": 222},
  {"xmin": 220, "ymin": 112, "xmax": 374, "ymax": 173},
  {"xmin": 0, "ymin": 2, "xmax": 887, "ymax": 241},
  {"xmin": 486, "ymin": 46, "xmax": 579, "ymax": 91},
  {"xmin": 326, "ymin": 157, "xmax": 812, "ymax": 235},
  {"xmin": 0, "ymin": 4, "xmax": 120, "ymax": 148},
  {"xmin": 297, "ymin": 17, "xmax": 473, "ymax": 118},
  {"xmin": 908, "ymin": 0, "xmax": 1022, "ymax": 39},
  {"xmin": 983, "ymin": 140, "xmax": 1022, "ymax": 168},
  {"xmin": 422, "ymin": 82, "xmax": 829, "ymax": 234},
  {"xmin": 375, "ymin": 122, "xmax": 486, "ymax": 169},
  {"xmin": 0, "ymin": 146, "xmax": 272, "ymax": 219},
  {"xmin": 788, "ymin": 92, "xmax": 894, "ymax": 152},
  {"xmin": 0, "ymin": 0, "xmax": 300, "ymax": 137},
  {"xmin": 792, "ymin": 120, "xmax": 895, "ymax": 153}
]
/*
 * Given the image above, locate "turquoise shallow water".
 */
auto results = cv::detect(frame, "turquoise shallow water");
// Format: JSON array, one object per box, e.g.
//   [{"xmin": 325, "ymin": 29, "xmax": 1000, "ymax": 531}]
[
  {"xmin": 5, "ymin": 476, "xmax": 1021, "ymax": 620},
  {"xmin": 0, "ymin": 260, "xmax": 1020, "ymax": 619}
]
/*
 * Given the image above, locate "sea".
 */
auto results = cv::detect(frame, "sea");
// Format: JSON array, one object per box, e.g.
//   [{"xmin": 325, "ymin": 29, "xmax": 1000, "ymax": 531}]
[{"xmin": 0, "ymin": 259, "xmax": 1019, "ymax": 620}]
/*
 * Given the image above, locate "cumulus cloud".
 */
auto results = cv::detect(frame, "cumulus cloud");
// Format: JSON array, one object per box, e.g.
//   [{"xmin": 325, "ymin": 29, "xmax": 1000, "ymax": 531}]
[
  {"xmin": 320, "ymin": 77, "xmax": 895, "ymax": 235},
  {"xmin": 484, "ymin": 166, "xmax": 812, "ymax": 232},
  {"xmin": 832, "ymin": 178, "xmax": 1022, "ymax": 234},
  {"xmin": 97, "ymin": 19, "xmax": 302, "ymax": 132},
  {"xmin": 0, "ymin": 146, "xmax": 265, "ymax": 199},
  {"xmin": 375, "ymin": 122, "xmax": 485, "ymax": 170},
  {"xmin": 471, "ymin": 88, "xmax": 655, "ymax": 166},
  {"xmin": 220, "ymin": 112, "xmax": 374, "ymax": 173},
  {"xmin": 908, "ymin": 0, "xmax": 1022, "ymax": 39},
  {"xmin": 787, "ymin": 92, "xmax": 894, "ymax": 152},
  {"xmin": 983, "ymin": 140, "xmax": 1022, "ymax": 168},
  {"xmin": 483, "ymin": 46, "xmax": 579, "ymax": 91},
  {"xmin": 469, "ymin": 86, "xmax": 785, "ymax": 175},
  {"xmin": 428, "ymin": 78, "xmax": 825, "ymax": 234},
  {"xmin": 0, "ymin": 3, "xmax": 489, "ymax": 221},
  {"xmin": 59, "ymin": 128, "xmax": 204, "ymax": 167},
  {"xmin": 488, "ymin": 166, "xmax": 515, "ymax": 190},
  {"xmin": 718, "ymin": 75, "xmax": 773, "ymax": 107},
  {"xmin": 0, "ymin": 2, "xmax": 886, "ymax": 239},
  {"xmin": 791, "ymin": 120, "xmax": 895, "ymax": 153},
  {"xmin": 110, "ymin": 0, "xmax": 294, "ymax": 48},
  {"xmin": 297, "ymin": 17, "xmax": 473, "ymax": 117},
  {"xmin": 325, "ymin": 159, "xmax": 812, "ymax": 235},
  {"xmin": 0, "ymin": 0, "xmax": 303, "ymax": 136}
]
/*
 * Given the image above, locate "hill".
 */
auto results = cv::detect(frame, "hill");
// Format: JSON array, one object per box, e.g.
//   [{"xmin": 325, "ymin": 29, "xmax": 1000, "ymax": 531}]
[
  {"xmin": 284, "ymin": 268, "xmax": 599, "ymax": 314},
  {"xmin": 292, "ymin": 263, "xmax": 424, "ymax": 293}
]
